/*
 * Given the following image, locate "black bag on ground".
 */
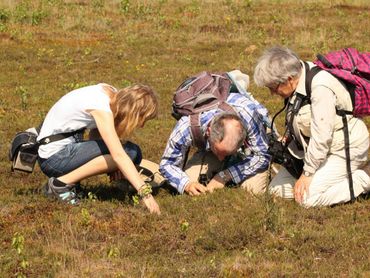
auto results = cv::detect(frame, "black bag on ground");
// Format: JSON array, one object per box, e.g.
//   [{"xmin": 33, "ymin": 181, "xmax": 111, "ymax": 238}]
[
  {"xmin": 8, "ymin": 128, "xmax": 40, "ymax": 173},
  {"xmin": 9, "ymin": 126, "xmax": 85, "ymax": 173}
]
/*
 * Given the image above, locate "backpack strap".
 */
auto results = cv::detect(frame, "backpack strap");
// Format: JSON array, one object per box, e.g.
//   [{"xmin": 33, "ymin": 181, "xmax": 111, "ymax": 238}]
[
  {"xmin": 189, "ymin": 102, "xmax": 238, "ymax": 150},
  {"xmin": 190, "ymin": 113, "xmax": 206, "ymax": 149},
  {"xmin": 337, "ymin": 110, "xmax": 355, "ymax": 202},
  {"xmin": 305, "ymin": 62, "xmax": 355, "ymax": 201},
  {"xmin": 218, "ymin": 102, "xmax": 236, "ymax": 114},
  {"xmin": 304, "ymin": 62, "xmax": 322, "ymax": 99}
]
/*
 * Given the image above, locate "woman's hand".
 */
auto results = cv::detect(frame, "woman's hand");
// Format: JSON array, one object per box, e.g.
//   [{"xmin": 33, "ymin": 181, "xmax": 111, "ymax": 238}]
[
  {"xmin": 294, "ymin": 175, "xmax": 312, "ymax": 204},
  {"xmin": 142, "ymin": 195, "xmax": 161, "ymax": 215}
]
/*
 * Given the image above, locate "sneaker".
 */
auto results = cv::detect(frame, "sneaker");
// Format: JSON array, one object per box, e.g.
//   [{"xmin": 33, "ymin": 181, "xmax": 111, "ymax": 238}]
[{"xmin": 45, "ymin": 177, "xmax": 80, "ymax": 205}]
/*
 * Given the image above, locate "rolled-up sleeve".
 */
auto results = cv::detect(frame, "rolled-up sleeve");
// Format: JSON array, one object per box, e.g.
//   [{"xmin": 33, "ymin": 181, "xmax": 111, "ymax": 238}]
[{"xmin": 159, "ymin": 117, "xmax": 193, "ymax": 194}]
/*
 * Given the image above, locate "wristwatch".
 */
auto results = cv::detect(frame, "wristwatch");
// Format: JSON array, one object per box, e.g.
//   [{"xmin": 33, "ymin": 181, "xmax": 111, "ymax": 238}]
[
  {"xmin": 303, "ymin": 170, "xmax": 313, "ymax": 177},
  {"xmin": 218, "ymin": 171, "xmax": 228, "ymax": 182}
]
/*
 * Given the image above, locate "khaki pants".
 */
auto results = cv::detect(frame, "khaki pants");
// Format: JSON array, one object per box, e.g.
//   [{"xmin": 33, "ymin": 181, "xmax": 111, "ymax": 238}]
[
  {"xmin": 184, "ymin": 151, "xmax": 269, "ymax": 194},
  {"xmin": 269, "ymin": 119, "xmax": 370, "ymax": 207}
]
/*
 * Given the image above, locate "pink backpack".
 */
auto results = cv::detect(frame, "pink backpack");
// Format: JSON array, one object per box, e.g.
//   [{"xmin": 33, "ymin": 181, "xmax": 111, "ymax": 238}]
[
  {"xmin": 313, "ymin": 48, "xmax": 370, "ymax": 117},
  {"xmin": 302, "ymin": 48, "xmax": 369, "ymax": 201}
]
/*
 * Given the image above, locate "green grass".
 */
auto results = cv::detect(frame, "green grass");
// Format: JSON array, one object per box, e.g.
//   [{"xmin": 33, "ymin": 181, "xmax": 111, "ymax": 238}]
[{"xmin": 0, "ymin": 0, "xmax": 369, "ymax": 277}]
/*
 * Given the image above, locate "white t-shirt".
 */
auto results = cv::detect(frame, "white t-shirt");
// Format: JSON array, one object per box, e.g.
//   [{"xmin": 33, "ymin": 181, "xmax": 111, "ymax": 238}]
[{"xmin": 38, "ymin": 83, "xmax": 115, "ymax": 159}]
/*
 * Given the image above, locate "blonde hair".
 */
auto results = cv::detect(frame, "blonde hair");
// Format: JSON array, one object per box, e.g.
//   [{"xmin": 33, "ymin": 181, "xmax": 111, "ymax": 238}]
[{"xmin": 110, "ymin": 84, "xmax": 158, "ymax": 139}]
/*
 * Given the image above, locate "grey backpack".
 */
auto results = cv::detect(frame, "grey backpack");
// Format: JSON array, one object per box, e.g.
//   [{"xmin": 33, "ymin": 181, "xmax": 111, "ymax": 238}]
[{"xmin": 171, "ymin": 71, "xmax": 237, "ymax": 149}]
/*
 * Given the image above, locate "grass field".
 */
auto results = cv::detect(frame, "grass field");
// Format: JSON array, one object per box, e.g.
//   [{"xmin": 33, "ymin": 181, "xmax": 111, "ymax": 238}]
[{"xmin": 0, "ymin": 0, "xmax": 369, "ymax": 277}]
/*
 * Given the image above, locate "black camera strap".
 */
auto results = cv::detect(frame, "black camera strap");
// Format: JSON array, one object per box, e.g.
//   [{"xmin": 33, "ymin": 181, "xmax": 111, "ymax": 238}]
[
  {"xmin": 286, "ymin": 93, "xmax": 309, "ymax": 149},
  {"xmin": 37, "ymin": 128, "xmax": 85, "ymax": 146},
  {"xmin": 268, "ymin": 80, "xmax": 309, "ymax": 179}
]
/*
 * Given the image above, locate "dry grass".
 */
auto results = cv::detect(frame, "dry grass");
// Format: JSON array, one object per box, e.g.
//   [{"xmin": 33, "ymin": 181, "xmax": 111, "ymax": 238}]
[{"xmin": 0, "ymin": 0, "xmax": 369, "ymax": 277}]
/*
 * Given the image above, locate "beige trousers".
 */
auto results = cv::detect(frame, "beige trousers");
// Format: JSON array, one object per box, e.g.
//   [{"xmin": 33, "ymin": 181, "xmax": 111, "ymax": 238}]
[
  {"xmin": 269, "ymin": 119, "xmax": 370, "ymax": 207},
  {"xmin": 184, "ymin": 151, "xmax": 269, "ymax": 194}
]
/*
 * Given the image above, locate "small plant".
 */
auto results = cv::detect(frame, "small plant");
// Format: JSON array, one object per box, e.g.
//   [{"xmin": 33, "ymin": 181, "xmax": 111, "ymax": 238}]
[
  {"xmin": 0, "ymin": 23, "xmax": 7, "ymax": 32},
  {"xmin": 132, "ymin": 194, "xmax": 139, "ymax": 206},
  {"xmin": 12, "ymin": 233, "xmax": 25, "ymax": 255},
  {"xmin": 184, "ymin": 0, "xmax": 200, "ymax": 16},
  {"xmin": 241, "ymin": 247, "xmax": 253, "ymax": 258},
  {"xmin": 180, "ymin": 220, "xmax": 189, "ymax": 232},
  {"xmin": 65, "ymin": 58, "xmax": 74, "ymax": 67},
  {"xmin": 80, "ymin": 208, "xmax": 91, "ymax": 226},
  {"xmin": 120, "ymin": 0, "xmax": 130, "ymax": 14},
  {"xmin": 37, "ymin": 47, "xmax": 54, "ymax": 60},
  {"xmin": 209, "ymin": 255, "xmax": 216, "ymax": 268},
  {"xmin": 120, "ymin": 79, "xmax": 132, "ymax": 87},
  {"xmin": 16, "ymin": 86, "xmax": 29, "ymax": 110},
  {"xmin": 243, "ymin": 0, "xmax": 253, "ymax": 8},
  {"xmin": 84, "ymin": 47, "xmax": 92, "ymax": 56},
  {"xmin": 0, "ymin": 8, "xmax": 10, "ymax": 23},
  {"xmin": 88, "ymin": 192, "xmax": 97, "ymax": 202},
  {"xmin": 13, "ymin": 2, "xmax": 29, "ymax": 24},
  {"xmin": 261, "ymin": 191, "xmax": 280, "ymax": 233},
  {"xmin": 62, "ymin": 82, "xmax": 91, "ymax": 91},
  {"xmin": 135, "ymin": 3, "xmax": 152, "ymax": 17},
  {"xmin": 107, "ymin": 246, "xmax": 120, "ymax": 258},
  {"xmin": 11, "ymin": 232, "xmax": 29, "ymax": 278},
  {"xmin": 92, "ymin": 0, "xmax": 105, "ymax": 9},
  {"xmin": 31, "ymin": 10, "xmax": 46, "ymax": 25}
]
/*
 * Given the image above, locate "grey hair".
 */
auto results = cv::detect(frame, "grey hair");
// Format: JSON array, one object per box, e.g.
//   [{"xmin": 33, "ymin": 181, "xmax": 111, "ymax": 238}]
[
  {"xmin": 254, "ymin": 46, "xmax": 302, "ymax": 88},
  {"xmin": 209, "ymin": 112, "xmax": 246, "ymax": 149}
]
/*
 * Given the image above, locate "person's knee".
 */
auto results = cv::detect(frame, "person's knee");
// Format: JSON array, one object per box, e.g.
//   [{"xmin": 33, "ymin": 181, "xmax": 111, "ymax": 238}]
[
  {"xmin": 268, "ymin": 183, "xmax": 294, "ymax": 199},
  {"xmin": 242, "ymin": 183, "xmax": 265, "ymax": 194},
  {"xmin": 123, "ymin": 141, "xmax": 142, "ymax": 164},
  {"xmin": 301, "ymin": 196, "xmax": 317, "ymax": 208},
  {"xmin": 301, "ymin": 191, "xmax": 324, "ymax": 207},
  {"xmin": 240, "ymin": 175, "xmax": 267, "ymax": 194}
]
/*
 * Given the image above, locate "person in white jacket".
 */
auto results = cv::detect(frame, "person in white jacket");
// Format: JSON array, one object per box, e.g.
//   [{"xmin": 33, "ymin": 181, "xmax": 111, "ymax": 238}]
[
  {"xmin": 254, "ymin": 46, "xmax": 369, "ymax": 207},
  {"xmin": 37, "ymin": 83, "xmax": 160, "ymax": 214}
]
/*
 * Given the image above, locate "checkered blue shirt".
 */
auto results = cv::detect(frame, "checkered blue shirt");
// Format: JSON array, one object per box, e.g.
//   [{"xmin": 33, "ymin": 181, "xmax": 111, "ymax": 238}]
[{"xmin": 159, "ymin": 92, "xmax": 271, "ymax": 193}]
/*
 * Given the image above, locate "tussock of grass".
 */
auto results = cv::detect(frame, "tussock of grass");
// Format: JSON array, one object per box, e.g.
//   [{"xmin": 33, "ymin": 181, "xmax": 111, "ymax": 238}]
[{"xmin": 0, "ymin": 0, "xmax": 369, "ymax": 277}]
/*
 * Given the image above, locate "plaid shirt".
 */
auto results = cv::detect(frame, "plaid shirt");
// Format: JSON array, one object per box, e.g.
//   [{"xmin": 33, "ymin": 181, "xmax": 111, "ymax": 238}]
[{"xmin": 159, "ymin": 92, "xmax": 271, "ymax": 193}]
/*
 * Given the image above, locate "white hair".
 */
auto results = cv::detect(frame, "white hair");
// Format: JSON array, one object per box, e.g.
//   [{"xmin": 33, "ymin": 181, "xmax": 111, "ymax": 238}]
[{"xmin": 254, "ymin": 46, "xmax": 302, "ymax": 88}]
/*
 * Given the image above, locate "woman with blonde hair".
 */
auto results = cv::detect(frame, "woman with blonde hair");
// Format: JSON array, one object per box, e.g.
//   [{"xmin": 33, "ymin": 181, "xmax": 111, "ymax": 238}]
[{"xmin": 37, "ymin": 83, "xmax": 160, "ymax": 214}]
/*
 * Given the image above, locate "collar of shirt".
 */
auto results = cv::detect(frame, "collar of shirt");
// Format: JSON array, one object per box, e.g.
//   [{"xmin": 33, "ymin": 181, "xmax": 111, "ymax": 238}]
[{"xmin": 289, "ymin": 60, "xmax": 315, "ymax": 106}]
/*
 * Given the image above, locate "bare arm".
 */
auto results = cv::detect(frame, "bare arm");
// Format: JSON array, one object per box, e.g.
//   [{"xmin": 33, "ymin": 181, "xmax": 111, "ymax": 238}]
[{"xmin": 89, "ymin": 109, "xmax": 160, "ymax": 214}]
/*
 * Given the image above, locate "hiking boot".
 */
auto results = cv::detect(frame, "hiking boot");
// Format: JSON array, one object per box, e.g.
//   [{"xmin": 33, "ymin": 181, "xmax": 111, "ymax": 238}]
[
  {"xmin": 362, "ymin": 161, "xmax": 370, "ymax": 177},
  {"xmin": 45, "ymin": 177, "xmax": 80, "ymax": 205}
]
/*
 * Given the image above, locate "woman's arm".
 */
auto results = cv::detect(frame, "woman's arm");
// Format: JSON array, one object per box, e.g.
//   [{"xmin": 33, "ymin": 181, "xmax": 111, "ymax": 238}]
[{"xmin": 89, "ymin": 109, "xmax": 160, "ymax": 214}]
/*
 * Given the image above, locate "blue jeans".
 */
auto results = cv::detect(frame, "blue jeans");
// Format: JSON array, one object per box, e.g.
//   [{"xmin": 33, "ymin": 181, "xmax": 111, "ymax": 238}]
[{"xmin": 38, "ymin": 140, "xmax": 142, "ymax": 178}]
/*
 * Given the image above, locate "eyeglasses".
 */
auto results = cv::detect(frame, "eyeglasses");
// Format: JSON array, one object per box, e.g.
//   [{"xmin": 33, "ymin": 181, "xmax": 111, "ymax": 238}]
[{"xmin": 268, "ymin": 82, "xmax": 281, "ymax": 92}]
